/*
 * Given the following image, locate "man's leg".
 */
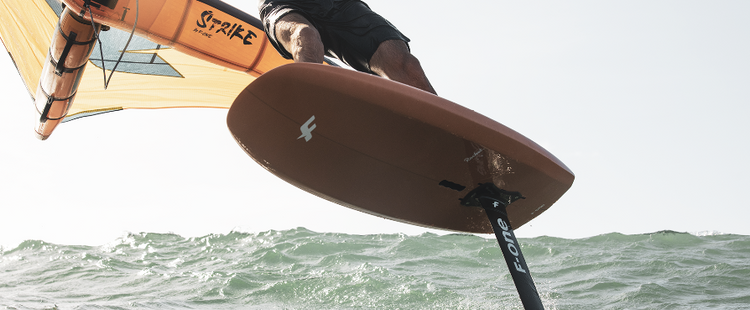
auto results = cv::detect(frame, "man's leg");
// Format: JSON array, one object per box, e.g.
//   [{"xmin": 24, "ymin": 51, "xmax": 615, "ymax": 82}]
[
  {"xmin": 274, "ymin": 13, "xmax": 325, "ymax": 63},
  {"xmin": 369, "ymin": 40, "xmax": 437, "ymax": 95}
]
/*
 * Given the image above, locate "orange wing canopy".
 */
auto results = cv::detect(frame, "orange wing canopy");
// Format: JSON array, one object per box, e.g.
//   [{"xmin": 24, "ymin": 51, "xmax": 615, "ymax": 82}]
[{"xmin": 0, "ymin": 0, "xmax": 291, "ymax": 138}]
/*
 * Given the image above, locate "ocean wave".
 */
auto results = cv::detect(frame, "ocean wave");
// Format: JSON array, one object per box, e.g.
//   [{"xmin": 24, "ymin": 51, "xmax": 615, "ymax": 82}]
[{"xmin": 2, "ymin": 228, "xmax": 749, "ymax": 309}]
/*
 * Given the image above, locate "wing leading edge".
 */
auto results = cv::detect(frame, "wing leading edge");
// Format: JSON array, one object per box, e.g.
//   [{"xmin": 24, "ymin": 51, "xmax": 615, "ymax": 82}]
[{"xmin": 0, "ymin": 0, "xmax": 291, "ymax": 139}]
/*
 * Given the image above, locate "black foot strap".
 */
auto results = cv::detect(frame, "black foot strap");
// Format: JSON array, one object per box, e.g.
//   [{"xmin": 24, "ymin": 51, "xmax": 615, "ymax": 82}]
[{"xmin": 461, "ymin": 183, "xmax": 544, "ymax": 310}]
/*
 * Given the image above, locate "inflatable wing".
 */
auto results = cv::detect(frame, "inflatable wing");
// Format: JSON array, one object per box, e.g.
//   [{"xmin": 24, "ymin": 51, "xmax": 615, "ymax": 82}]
[{"xmin": 0, "ymin": 0, "xmax": 291, "ymax": 139}]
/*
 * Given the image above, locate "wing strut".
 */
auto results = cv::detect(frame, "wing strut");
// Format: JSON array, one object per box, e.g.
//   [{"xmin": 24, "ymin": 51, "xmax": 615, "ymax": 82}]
[
  {"xmin": 85, "ymin": 0, "xmax": 139, "ymax": 89},
  {"xmin": 461, "ymin": 183, "xmax": 545, "ymax": 310}
]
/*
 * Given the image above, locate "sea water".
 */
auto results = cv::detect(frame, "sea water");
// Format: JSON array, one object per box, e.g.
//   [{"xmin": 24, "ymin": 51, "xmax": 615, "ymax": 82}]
[{"xmin": 1, "ymin": 228, "xmax": 749, "ymax": 310}]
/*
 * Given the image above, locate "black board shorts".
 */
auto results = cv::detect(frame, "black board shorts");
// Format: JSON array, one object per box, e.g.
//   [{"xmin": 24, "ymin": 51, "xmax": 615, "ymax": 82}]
[{"xmin": 259, "ymin": 0, "xmax": 410, "ymax": 73}]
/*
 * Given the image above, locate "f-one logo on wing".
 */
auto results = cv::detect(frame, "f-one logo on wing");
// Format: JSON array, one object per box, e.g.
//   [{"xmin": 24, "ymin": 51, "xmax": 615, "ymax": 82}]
[
  {"xmin": 298, "ymin": 116, "xmax": 317, "ymax": 142},
  {"xmin": 195, "ymin": 11, "xmax": 257, "ymax": 45}
]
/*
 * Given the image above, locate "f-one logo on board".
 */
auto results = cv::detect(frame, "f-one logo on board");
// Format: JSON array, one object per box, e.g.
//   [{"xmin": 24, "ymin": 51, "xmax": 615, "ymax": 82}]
[
  {"xmin": 195, "ymin": 11, "xmax": 257, "ymax": 45},
  {"xmin": 298, "ymin": 116, "xmax": 317, "ymax": 142}
]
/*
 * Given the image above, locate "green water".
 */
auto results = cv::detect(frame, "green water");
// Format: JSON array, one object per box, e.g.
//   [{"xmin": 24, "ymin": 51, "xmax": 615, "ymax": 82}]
[{"xmin": 2, "ymin": 229, "xmax": 749, "ymax": 309}]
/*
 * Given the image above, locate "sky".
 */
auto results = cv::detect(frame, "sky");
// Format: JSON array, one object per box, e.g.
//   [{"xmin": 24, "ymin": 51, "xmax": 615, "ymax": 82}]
[{"xmin": 2, "ymin": 0, "xmax": 749, "ymax": 249}]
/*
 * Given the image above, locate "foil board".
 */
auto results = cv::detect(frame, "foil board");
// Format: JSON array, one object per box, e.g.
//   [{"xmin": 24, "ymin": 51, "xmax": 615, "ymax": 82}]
[{"xmin": 227, "ymin": 63, "xmax": 574, "ymax": 233}]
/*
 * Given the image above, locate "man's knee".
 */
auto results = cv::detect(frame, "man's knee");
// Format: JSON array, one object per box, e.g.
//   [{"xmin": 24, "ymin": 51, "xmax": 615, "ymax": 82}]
[
  {"xmin": 370, "ymin": 40, "xmax": 436, "ymax": 94},
  {"xmin": 370, "ymin": 40, "xmax": 410, "ymax": 69},
  {"xmin": 276, "ymin": 13, "xmax": 324, "ymax": 63}
]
